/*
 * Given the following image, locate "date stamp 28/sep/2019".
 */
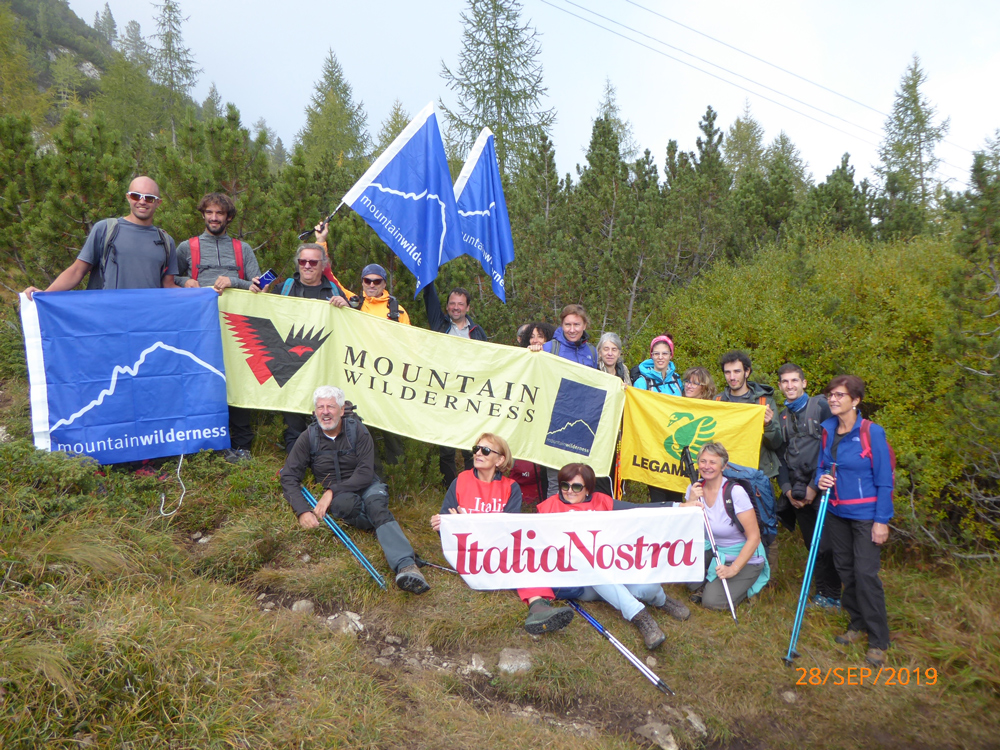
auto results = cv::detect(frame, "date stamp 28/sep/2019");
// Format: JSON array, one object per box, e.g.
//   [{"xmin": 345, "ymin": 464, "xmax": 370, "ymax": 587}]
[{"xmin": 795, "ymin": 667, "xmax": 937, "ymax": 687}]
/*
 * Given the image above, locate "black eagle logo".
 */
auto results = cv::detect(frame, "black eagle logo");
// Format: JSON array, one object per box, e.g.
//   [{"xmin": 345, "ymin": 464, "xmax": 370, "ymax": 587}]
[{"xmin": 223, "ymin": 313, "xmax": 331, "ymax": 387}]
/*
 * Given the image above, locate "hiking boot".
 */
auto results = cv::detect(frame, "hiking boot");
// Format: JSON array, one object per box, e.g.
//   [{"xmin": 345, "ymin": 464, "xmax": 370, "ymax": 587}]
[
  {"xmin": 865, "ymin": 648, "xmax": 887, "ymax": 667},
  {"xmin": 808, "ymin": 595, "xmax": 841, "ymax": 610},
  {"xmin": 223, "ymin": 448, "xmax": 252, "ymax": 464},
  {"xmin": 523, "ymin": 599, "xmax": 574, "ymax": 635},
  {"xmin": 631, "ymin": 608, "xmax": 666, "ymax": 650},
  {"xmin": 835, "ymin": 629, "xmax": 865, "ymax": 645},
  {"xmin": 395, "ymin": 565, "xmax": 430, "ymax": 595},
  {"xmin": 657, "ymin": 594, "xmax": 691, "ymax": 621}
]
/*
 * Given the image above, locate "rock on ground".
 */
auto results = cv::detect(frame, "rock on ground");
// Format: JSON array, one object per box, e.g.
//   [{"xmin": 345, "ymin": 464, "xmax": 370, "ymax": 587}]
[
  {"xmin": 497, "ymin": 648, "xmax": 532, "ymax": 674},
  {"xmin": 290, "ymin": 600, "xmax": 314, "ymax": 614},
  {"xmin": 635, "ymin": 722, "xmax": 679, "ymax": 750}
]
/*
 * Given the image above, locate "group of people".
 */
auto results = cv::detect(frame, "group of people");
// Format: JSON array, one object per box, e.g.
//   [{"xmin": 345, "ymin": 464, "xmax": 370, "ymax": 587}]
[{"xmin": 23, "ymin": 181, "xmax": 895, "ymax": 667}]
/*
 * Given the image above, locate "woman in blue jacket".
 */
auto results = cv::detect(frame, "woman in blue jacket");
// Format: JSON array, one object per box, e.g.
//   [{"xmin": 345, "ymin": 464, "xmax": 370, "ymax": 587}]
[
  {"xmin": 529, "ymin": 304, "xmax": 598, "ymax": 368},
  {"xmin": 632, "ymin": 335, "xmax": 682, "ymax": 395},
  {"xmin": 815, "ymin": 375, "xmax": 894, "ymax": 668}
]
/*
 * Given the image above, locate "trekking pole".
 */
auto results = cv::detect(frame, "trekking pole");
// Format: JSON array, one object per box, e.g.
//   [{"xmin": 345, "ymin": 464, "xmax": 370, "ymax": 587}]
[
  {"xmin": 301, "ymin": 486, "xmax": 387, "ymax": 590},
  {"xmin": 783, "ymin": 466, "xmax": 836, "ymax": 665},
  {"xmin": 567, "ymin": 600, "xmax": 675, "ymax": 696},
  {"xmin": 416, "ymin": 556, "xmax": 459, "ymax": 574},
  {"xmin": 298, "ymin": 205, "xmax": 343, "ymax": 241},
  {"xmin": 682, "ymin": 446, "xmax": 738, "ymax": 625}
]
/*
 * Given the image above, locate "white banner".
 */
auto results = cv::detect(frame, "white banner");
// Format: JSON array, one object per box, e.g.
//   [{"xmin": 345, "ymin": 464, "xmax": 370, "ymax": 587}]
[{"xmin": 439, "ymin": 508, "xmax": 705, "ymax": 589}]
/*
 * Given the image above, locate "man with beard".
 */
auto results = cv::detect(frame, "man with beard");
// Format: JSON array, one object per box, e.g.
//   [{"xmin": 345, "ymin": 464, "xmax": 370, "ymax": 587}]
[
  {"xmin": 281, "ymin": 386, "xmax": 429, "ymax": 594},
  {"xmin": 176, "ymin": 193, "xmax": 264, "ymax": 462}
]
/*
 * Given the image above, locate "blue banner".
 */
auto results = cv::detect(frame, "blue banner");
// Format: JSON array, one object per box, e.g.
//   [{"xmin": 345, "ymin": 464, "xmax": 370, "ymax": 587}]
[
  {"xmin": 20, "ymin": 289, "xmax": 230, "ymax": 464},
  {"xmin": 453, "ymin": 128, "xmax": 515, "ymax": 301},
  {"xmin": 341, "ymin": 102, "xmax": 463, "ymax": 295}
]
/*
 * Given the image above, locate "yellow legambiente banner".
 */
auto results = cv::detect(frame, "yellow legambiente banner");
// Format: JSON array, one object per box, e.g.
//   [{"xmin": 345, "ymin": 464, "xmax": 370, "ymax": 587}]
[
  {"xmin": 620, "ymin": 388, "xmax": 765, "ymax": 492},
  {"xmin": 217, "ymin": 291, "xmax": 626, "ymax": 473}
]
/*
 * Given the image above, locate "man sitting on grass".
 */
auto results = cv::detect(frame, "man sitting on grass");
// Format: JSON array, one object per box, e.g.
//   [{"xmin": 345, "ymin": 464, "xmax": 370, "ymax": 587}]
[{"xmin": 280, "ymin": 385, "xmax": 429, "ymax": 594}]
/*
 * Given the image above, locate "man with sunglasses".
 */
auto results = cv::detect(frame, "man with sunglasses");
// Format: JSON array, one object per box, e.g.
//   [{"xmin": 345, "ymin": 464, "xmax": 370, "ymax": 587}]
[{"xmin": 23, "ymin": 176, "xmax": 178, "ymax": 298}]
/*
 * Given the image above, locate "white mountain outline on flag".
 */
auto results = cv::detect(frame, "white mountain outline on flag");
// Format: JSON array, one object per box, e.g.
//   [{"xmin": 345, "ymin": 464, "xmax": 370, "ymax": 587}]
[
  {"xmin": 546, "ymin": 418, "xmax": 598, "ymax": 438},
  {"xmin": 369, "ymin": 182, "xmax": 449, "ymax": 266}
]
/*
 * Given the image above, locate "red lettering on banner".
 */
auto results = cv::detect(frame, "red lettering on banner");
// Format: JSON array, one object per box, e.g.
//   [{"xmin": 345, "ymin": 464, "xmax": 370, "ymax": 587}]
[
  {"xmin": 648, "ymin": 541, "xmax": 673, "ymax": 567},
  {"xmin": 680, "ymin": 539, "xmax": 696, "ymax": 566},
  {"xmin": 511, "ymin": 530, "xmax": 525, "ymax": 573},
  {"xmin": 483, "ymin": 546, "xmax": 509, "ymax": 574},
  {"xmin": 455, "ymin": 533, "xmax": 471, "ymax": 574},
  {"xmin": 597, "ymin": 544, "xmax": 614, "ymax": 569},
  {"xmin": 540, "ymin": 546, "xmax": 566, "ymax": 572},
  {"xmin": 615, "ymin": 543, "xmax": 635, "ymax": 570},
  {"xmin": 633, "ymin": 536, "xmax": 647, "ymax": 569},
  {"xmin": 468, "ymin": 541, "xmax": 483, "ymax": 573},
  {"xmin": 566, "ymin": 531, "xmax": 598, "ymax": 567}
]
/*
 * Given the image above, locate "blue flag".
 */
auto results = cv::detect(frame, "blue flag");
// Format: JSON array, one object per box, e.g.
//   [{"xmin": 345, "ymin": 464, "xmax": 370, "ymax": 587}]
[
  {"xmin": 341, "ymin": 103, "xmax": 463, "ymax": 295},
  {"xmin": 19, "ymin": 288, "xmax": 230, "ymax": 464},
  {"xmin": 453, "ymin": 128, "xmax": 515, "ymax": 301}
]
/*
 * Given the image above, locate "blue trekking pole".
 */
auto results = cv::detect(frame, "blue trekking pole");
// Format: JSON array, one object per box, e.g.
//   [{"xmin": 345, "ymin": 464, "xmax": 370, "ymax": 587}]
[
  {"xmin": 782, "ymin": 465, "xmax": 836, "ymax": 665},
  {"xmin": 567, "ymin": 600, "xmax": 675, "ymax": 696},
  {"xmin": 301, "ymin": 486, "xmax": 387, "ymax": 590}
]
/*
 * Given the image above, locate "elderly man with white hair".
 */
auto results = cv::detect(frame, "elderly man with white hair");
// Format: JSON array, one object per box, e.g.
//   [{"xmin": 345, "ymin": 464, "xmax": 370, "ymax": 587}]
[{"xmin": 280, "ymin": 385, "xmax": 429, "ymax": 594}]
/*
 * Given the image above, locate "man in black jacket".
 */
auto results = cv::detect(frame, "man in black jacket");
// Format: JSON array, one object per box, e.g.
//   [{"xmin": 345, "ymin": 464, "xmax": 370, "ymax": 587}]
[
  {"xmin": 423, "ymin": 282, "xmax": 488, "ymax": 487},
  {"xmin": 776, "ymin": 363, "xmax": 841, "ymax": 608},
  {"xmin": 281, "ymin": 385, "xmax": 429, "ymax": 594}
]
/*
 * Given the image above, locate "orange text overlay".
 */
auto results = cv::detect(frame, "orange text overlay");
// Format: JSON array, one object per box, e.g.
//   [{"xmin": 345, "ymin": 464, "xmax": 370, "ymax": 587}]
[{"xmin": 795, "ymin": 667, "xmax": 938, "ymax": 687}]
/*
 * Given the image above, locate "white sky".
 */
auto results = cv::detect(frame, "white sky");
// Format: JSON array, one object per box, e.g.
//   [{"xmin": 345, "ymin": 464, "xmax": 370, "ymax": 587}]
[{"xmin": 69, "ymin": 0, "xmax": 1000, "ymax": 190}]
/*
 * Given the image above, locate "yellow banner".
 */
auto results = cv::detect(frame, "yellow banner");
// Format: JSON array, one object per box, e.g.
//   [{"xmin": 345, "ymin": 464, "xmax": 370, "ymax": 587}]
[
  {"xmin": 620, "ymin": 389, "xmax": 765, "ymax": 491},
  {"xmin": 217, "ymin": 291, "xmax": 626, "ymax": 473}
]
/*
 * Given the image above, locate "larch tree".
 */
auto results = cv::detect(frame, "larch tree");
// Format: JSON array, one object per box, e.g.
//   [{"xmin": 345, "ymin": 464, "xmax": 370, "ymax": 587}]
[
  {"xmin": 151, "ymin": 0, "xmax": 201, "ymax": 145},
  {"xmin": 375, "ymin": 99, "xmax": 411, "ymax": 155},
  {"xmin": 724, "ymin": 100, "xmax": 765, "ymax": 188},
  {"xmin": 440, "ymin": 0, "xmax": 555, "ymax": 176},
  {"xmin": 92, "ymin": 3, "xmax": 117, "ymax": 45},
  {"xmin": 296, "ymin": 49, "xmax": 370, "ymax": 173},
  {"xmin": 202, "ymin": 83, "xmax": 222, "ymax": 119}
]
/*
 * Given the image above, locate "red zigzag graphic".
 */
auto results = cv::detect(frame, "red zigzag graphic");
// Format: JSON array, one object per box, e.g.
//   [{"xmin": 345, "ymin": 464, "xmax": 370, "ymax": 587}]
[{"xmin": 222, "ymin": 312, "xmax": 275, "ymax": 385}]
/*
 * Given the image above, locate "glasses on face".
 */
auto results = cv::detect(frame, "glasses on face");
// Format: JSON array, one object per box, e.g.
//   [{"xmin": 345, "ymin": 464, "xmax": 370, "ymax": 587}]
[
  {"xmin": 298, "ymin": 258, "xmax": 320, "ymax": 267},
  {"xmin": 126, "ymin": 191, "xmax": 159, "ymax": 203},
  {"xmin": 362, "ymin": 277, "xmax": 384, "ymax": 285},
  {"xmin": 472, "ymin": 444, "xmax": 497, "ymax": 456},
  {"xmin": 559, "ymin": 482, "xmax": 586, "ymax": 493},
  {"xmin": 827, "ymin": 391, "xmax": 852, "ymax": 401},
  {"xmin": 685, "ymin": 381, "xmax": 702, "ymax": 389},
  {"xmin": 651, "ymin": 352, "xmax": 671, "ymax": 358}
]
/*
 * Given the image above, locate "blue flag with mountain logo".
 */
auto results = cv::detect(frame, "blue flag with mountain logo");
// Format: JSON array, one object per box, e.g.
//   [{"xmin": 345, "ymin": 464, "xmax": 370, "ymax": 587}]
[
  {"xmin": 453, "ymin": 128, "xmax": 515, "ymax": 301},
  {"xmin": 19, "ymin": 288, "xmax": 230, "ymax": 464},
  {"xmin": 340, "ymin": 102, "xmax": 463, "ymax": 295}
]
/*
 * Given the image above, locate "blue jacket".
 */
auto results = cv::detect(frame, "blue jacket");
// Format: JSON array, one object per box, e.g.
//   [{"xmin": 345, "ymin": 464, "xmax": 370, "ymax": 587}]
[
  {"xmin": 542, "ymin": 328, "xmax": 598, "ymax": 368},
  {"xmin": 814, "ymin": 416, "xmax": 894, "ymax": 524},
  {"xmin": 632, "ymin": 359, "xmax": 682, "ymax": 395}
]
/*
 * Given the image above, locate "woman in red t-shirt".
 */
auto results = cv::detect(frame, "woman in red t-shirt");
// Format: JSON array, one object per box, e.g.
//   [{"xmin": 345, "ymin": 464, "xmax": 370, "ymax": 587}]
[{"xmin": 430, "ymin": 433, "xmax": 522, "ymax": 531}]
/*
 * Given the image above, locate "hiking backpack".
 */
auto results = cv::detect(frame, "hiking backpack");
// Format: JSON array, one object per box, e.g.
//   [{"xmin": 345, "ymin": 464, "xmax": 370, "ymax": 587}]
[
  {"xmin": 721, "ymin": 462, "xmax": 778, "ymax": 546},
  {"xmin": 188, "ymin": 236, "xmax": 244, "ymax": 281},
  {"xmin": 87, "ymin": 217, "xmax": 170, "ymax": 290}
]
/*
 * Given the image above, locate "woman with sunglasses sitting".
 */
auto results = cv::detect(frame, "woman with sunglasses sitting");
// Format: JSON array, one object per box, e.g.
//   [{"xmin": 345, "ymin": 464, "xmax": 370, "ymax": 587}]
[
  {"xmin": 431, "ymin": 433, "xmax": 522, "ymax": 531},
  {"xmin": 517, "ymin": 463, "xmax": 691, "ymax": 650}
]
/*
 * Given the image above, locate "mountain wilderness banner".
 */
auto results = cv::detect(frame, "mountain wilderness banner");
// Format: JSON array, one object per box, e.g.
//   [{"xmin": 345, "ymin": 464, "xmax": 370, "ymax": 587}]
[
  {"xmin": 218, "ymin": 290, "xmax": 626, "ymax": 473},
  {"xmin": 619, "ymin": 388, "xmax": 765, "ymax": 491},
  {"xmin": 439, "ymin": 507, "xmax": 705, "ymax": 589},
  {"xmin": 20, "ymin": 289, "xmax": 230, "ymax": 464}
]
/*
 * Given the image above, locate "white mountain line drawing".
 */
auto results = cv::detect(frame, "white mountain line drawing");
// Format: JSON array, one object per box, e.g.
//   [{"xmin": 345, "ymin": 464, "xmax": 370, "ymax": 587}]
[
  {"xmin": 50, "ymin": 342, "xmax": 226, "ymax": 431},
  {"xmin": 546, "ymin": 419, "xmax": 598, "ymax": 439},
  {"xmin": 369, "ymin": 182, "xmax": 449, "ymax": 265},
  {"xmin": 458, "ymin": 200, "xmax": 496, "ymax": 218}
]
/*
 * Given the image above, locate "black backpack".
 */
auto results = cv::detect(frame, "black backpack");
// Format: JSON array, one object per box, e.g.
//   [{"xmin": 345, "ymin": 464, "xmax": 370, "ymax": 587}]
[{"xmin": 87, "ymin": 217, "xmax": 170, "ymax": 290}]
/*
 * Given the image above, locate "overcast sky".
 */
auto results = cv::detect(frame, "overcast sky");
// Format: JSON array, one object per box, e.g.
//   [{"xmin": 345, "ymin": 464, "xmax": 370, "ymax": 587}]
[{"xmin": 70, "ymin": 0, "xmax": 1000, "ymax": 190}]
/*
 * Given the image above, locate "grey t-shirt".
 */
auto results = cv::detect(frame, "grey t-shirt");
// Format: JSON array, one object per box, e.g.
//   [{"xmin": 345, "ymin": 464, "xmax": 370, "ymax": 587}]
[
  {"xmin": 78, "ymin": 218, "xmax": 178, "ymax": 290},
  {"xmin": 448, "ymin": 320, "xmax": 472, "ymax": 338}
]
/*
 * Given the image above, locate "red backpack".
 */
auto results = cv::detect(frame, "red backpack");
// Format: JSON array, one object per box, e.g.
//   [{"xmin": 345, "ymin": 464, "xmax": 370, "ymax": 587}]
[
  {"xmin": 858, "ymin": 419, "xmax": 896, "ymax": 498},
  {"xmin": 189, "ymin": 237, "xmax": 244, "ymax": 280}
]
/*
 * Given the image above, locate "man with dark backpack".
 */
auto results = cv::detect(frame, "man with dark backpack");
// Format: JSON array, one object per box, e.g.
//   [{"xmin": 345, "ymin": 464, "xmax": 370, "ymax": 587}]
[
  {"xmin": 280, "ymin": 385, "xmax": 429, "ymax": 594},
  {"xmin": 23, "ymin": 176, "xmax": 179, "ymax": 298},
  {"xmin": 176, "ymin": 193, "xmax": 264, "ymax": 294},
  {"xmin": 776, "ymin": 363, "xmax": 841, "ymax": 609},
  {"xmin": 176, "ymin": 193, "xmax": 265, "ymax": 463}
]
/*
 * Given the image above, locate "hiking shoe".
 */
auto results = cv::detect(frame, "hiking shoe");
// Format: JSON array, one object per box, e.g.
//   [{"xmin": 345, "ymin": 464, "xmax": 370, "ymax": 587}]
[
  {"xmin": 865, "ymin": 648, "xmax": 887, "ymax": 667},
  {"xmin": 835, "ymin": 629, "xmax": 865, "ymax": 645},
  {"xmin": 395, "ymin": 565, "xmax": 430, "ymax": 595},
  {"xmin": 808, "ymin": 595, "xmax": 841, "ymax": 610},
  {"xmin": 631, "ymin": 608, "xmax": 666, "ymax": 650},
  {"xmin": 524, "ymin": 599, "xmax": 574, "ymax": 635},
  {"xmin": 657, "ymin": 594, "xmax": 691, "ymax": 621},
  {"xmin": 223, "ymin": 448, "xmax": 252, "ymax": 464}
]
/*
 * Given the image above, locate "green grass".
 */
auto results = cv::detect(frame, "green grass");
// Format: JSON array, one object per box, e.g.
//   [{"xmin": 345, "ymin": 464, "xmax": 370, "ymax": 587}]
[{"xmin": 1, "ymin": 375, "xmax": 998, "ymax": 748}]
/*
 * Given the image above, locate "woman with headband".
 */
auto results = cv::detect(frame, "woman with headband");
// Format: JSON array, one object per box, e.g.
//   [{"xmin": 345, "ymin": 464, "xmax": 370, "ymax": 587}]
[{"xmin": 632, "ymin": 334, "xmax": 683, "ymax": 396}]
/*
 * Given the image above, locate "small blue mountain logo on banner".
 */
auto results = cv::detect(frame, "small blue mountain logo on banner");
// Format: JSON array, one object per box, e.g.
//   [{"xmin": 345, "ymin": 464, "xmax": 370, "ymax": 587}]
[{"xmin": 545, "ymin": 379, "xmax": 605, "ymax": 456}]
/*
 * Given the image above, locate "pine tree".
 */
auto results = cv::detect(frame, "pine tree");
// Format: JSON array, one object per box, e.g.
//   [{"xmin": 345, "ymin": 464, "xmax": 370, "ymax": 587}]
[
  {"xmin": 0, "ymin": 5, "xmax": 49, "ymax": 121},
  {"xmin": 92, "ymin": 3, "xmax": 117, "ymax": 45},
  {"xmin": 151, "ymin": 0, "xmax": 201, "ymax": 145},
  {"xmin": 202, "ymin": 82, "xmax": 222, "ymax": 119},
  {"xmin": 297, "ymin": 50, "xmax": 369, "ymax": 173},
  {"xmin": 375, "ymin": 99, "xmax": 410, "ymax": 155},
  {"xmin": 440, "ymin": 0, "xmax": 555, "ymax": 176},
  {"xmin": 796, "ymin": 154, "xmax": 870, "ymax": 236},
  {"xmin": 270, "ymin": 137, "xmax": 288, "ymax": 172},
  {"xmin": 876, "ymin": 55, "xmax": 949, "ymax": 214},
  {"xmin": 117, "ymin": 20, "xmax": 152, "ymax": 71},
  {"xmin": 0, "ymin": 114, "xmax": 50, "ymax": 284}
]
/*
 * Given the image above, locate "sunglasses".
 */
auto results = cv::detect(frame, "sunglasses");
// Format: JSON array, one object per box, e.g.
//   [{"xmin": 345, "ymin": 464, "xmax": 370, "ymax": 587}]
[
  {"xmin": 298, "ymin": 258, "xmax": 320, "ymax": 267},
  {"xmin": 126, "ymin": 191, "xmax": 159, "ymax": 203},
  {"xmin": 472, "ymin": 444, "xmax": 498, "ymax": 456},
  {"xmin": 362, "ymin": 277, "xmax": 384, "ymax": 285},
  {"xmin": 559, "ymin": 482, "xmax": 586, "ymax": 493}
]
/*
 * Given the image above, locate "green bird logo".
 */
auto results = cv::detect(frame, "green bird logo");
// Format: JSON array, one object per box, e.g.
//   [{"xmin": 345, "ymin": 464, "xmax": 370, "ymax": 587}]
[{"xmin": 662, "ymin": 413, "xmax": 717, "ymax": 460}]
